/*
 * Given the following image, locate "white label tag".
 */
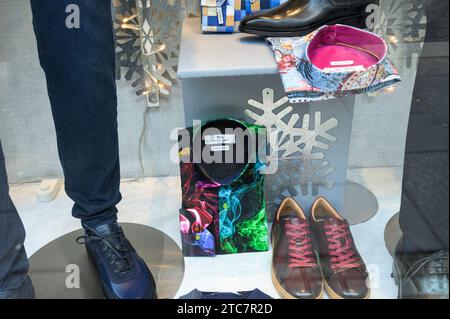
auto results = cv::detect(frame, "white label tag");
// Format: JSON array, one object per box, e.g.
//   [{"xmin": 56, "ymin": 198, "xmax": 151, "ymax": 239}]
[
  {"xmin": 217, "ymin": 7, "xmax": 224, "ymax": 25},
  {"xmin": 323, "ymin": 65, "xmax": 365, "ymax": 73},
  {"xmin": 204, "ymin": 134, "xmax": 236, "ymax": 145},
  {"xmin": 330, "ymin": 60, "xmax": 355, "ymax": 66},
  {"xmin": 211, "ymin": 145, "xmax": 230, "ymax": 152}
]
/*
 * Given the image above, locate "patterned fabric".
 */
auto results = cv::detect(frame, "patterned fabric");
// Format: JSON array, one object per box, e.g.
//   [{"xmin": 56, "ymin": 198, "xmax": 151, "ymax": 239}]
[
  {"xmin": 241, "ymin": 0, "xmax": 283, "ymax": 15},
  {"xmin": 178, "ymin": 119, "xmax": 269, "ymax": 256},
  {"xmin": 179, "ymin": 162, "xmax": 219, "ymax": 256},
  {"xmin": 201, "ymin": 0, "xmax": 285, "ymax": 33},
  {"xmin": 218, "ymin": 162, "xmax": 267, "ymax": 254},
  {"xmin": 201, "ymin": 0, "xmax": 235, "ymax": 33},
  {"xmin": 267, "ymin": 25, "xmax": 402, "ymax": 103}
]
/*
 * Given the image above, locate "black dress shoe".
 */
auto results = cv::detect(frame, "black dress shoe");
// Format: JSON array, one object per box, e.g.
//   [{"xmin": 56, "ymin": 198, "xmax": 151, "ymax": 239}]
[
  {"xmin": 77, "ymin": 222, "xmax": 157, "ymax": 299},
  {"xmin": 239, "ymin": 0, "xmax": 374, "ymax": 37},
  {"xmin": 393, "ymin": 242, "xmax": 449, "ymax": 299}
]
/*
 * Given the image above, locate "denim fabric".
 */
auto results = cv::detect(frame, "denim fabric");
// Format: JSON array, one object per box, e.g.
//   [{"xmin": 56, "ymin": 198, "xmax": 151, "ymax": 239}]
[
  {"xmin": 1, "ymin": 0, "xmax": 120, "ymax": 295},
  {"xmin": 398, "ymin": 81, "xmax": 449, "ymax": 253},
  {"xmin": 397, "ymin": 15, "xmax": 449, "ymax": 253},
  {"xmin": 0, "ymin": 141, "xmax": 32, "ymax": 295},
  {"xmin": 30, "ymin": 0, "xmax": 121, "ymax": 226}
]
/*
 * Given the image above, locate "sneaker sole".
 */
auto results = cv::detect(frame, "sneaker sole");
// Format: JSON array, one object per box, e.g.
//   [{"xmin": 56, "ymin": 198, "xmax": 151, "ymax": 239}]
[
  {"xmin": 85, "ymin": 246, "xmax": 157, "ymax": 299},
  {"xmin": 271, "ymin": 267, "xmax": 324, "ymax": 299},
  {"xmin": 323, "ymin": 279, "xmax": 371, "ymax": 299}
]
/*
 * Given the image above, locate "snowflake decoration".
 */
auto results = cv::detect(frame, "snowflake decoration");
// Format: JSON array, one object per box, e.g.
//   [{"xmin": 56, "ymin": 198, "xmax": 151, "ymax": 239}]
[
  {"xmin": 298, "ymin": 159, "xmax": 334, "ymax": 196},
  {"xmin": 403, "ymin": 0, "xmax": 428, "ymax": 42},
  {"xmin": 113, "ymin": 0, "xmax": 142, "ymax": 83},
  {"xmin": 245, "ymin": 88, "xmax": 337, "ymax": 197},
  {"xmin": 181, "ymin": 0, "xmax": 201, "ymax": 16},
  {"xmin": 139, "ymin": 0, "xmax": 183, "ymax": 81},
  {"xmin": 263, "ymin": 158, "xmax": 334, "ymax": 219},
  {"xmin": 246, "ymin": 88, "xmax": 292, "ymax": 131},
  {"xmin": 264, "ymin": 159, "xmax": 302, "ymax": 216},
  {"xmin": 113, "ymin": 0, "xmax": 187, "ymax": 105},
  {"xmin": 279, "ymin": 112, "xmax": 337, "ymax": 159},
  {"xmin": 245, "ymin": 88, "xmax": 337, "ymax": 161},
  {"xmin": 369, "ymin": 0, "xmax": 427, "ymax": 68}
]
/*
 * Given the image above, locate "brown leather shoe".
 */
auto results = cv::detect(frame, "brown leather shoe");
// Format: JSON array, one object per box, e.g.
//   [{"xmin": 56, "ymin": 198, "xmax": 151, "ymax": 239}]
[
  {"xmin": 272, "ymin": 197, "xmax": 323, "ymax": 299},
  {"xmin": 310, "ymin": 197, "xmax": 370, "ymax": 299}
]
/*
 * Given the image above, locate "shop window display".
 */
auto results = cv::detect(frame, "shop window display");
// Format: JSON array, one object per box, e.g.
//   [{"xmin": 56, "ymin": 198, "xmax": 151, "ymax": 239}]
[{"xmin": 0, "ymin": 0, "xmax": 448, "ymax": 304}]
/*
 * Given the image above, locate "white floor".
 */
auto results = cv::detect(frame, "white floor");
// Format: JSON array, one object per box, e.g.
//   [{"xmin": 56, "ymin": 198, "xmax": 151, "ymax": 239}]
[{"xmin": 9, "ymin": 167, "xmax": 402, "ymax": 299}]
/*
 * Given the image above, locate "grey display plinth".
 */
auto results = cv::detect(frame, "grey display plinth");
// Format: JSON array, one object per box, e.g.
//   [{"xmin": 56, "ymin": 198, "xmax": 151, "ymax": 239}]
[
  {"xmin": 178, "ymin": 18, "xmax": 372, "ymax": 220},
  {"xmin": 342, "ymin": 180, "xmax": 379, "ymax": 224},
  {"xmin": 384, "ymin": 213, "xmax": 402, "ymax": 257},
  {"xmin": 178, "ymin": 19, "xmax": 355, "ymax": 220},
  {"xmin": 28, "ymin": 223, "xmax": 185, "ymax": 299},
  {"xmin": 178, "ymin": 18, "xmax": 355, "ymax": 220}
]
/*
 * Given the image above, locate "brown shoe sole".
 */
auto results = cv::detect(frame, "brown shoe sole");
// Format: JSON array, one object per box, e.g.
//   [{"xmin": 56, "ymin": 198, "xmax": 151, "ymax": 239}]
[{"xmin": 323, "ymin": 279, "xmax": 371, "ymax": 299}]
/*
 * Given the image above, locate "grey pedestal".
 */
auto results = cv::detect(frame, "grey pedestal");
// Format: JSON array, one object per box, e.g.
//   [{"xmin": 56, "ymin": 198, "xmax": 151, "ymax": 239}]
[
  {"xmin": 342, "ymin": 180, "xmax": 379, "ymax": 225},
  {"xmin": 28, "ymin": 223, "xmax": 185, "ymax": 299},
  {"xmin": 178, "ymin": 18, "xmax": 376, "ymax": 221},
  {"xmin": 384, "ymin": 213, "xmax": 402, "ymax": 257}
]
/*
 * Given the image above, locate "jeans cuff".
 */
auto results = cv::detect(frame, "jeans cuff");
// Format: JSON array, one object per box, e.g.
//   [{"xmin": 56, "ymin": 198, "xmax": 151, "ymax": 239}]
[
  {"xmin": 0, "ymin": 275, "xmax": 35, "ymax": 299},
  {"xmin": 81, "ymin": 215, "xmax": 118, "ymax": 229}
]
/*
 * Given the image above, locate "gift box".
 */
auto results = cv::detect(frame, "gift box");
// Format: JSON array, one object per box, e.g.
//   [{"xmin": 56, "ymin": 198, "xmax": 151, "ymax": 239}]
[{"xmin": 201, "ymin": 0, "xmax": 286, "ymax": 33}]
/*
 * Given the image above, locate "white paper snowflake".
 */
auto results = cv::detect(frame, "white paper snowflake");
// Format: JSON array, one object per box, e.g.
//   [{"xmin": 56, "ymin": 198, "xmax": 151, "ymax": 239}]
[
  {"xmin": 245, "ymin": 88, "xmax": 337, "ymax": 196},
  {"xmin": 113, "ymin": 0, "xmax": 186, "ymax": 105},
  {"xmin": 368, "ymin": 0, "xmax": 427, "ymax": 68},
  {"xmin": 279, "ymin": 112, "xmax": 337, "ymax": 159},
  {"xmin": 299, "ymin": 159, "xmax": 335, "ymax": 196},
  {"xmin": 181, "ymin": 0, "xmax": 201, "ymax": 16},
  {"xmin": 245, "ymin": 88, "xmax": 337, "ymax": 161}
]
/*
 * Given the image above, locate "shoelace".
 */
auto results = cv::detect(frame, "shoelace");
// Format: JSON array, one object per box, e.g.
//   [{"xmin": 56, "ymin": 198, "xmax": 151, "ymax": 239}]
[
  {"xmin": 76, "ymin": 226, "xmax": 132, "ymax": 274},
  {"xmin": 285, "ymin": 223, "xmax": 316, "ymax": 268},
  {"xmin": 324, "ymin": 223, "xmax": 362, "ymax": 271},
  {"xmin": 404, "ymin": 251, "xmax": 449, "ymax": 283}
]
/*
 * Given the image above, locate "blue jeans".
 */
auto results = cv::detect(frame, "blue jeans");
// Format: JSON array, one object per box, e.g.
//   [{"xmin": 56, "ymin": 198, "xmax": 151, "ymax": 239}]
[{"xmin": 0, "ymin": 0, "xmax": 120, "ymax": 295}]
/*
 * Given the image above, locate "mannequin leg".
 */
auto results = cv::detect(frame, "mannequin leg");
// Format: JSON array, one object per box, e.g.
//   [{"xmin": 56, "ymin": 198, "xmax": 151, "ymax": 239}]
[{"xmin": 0, "ymin": 141, "xmax": 34, "ymax": 299}]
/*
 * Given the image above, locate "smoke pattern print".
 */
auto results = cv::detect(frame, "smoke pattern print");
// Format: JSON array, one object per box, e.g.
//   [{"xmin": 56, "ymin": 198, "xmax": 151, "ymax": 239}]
[
  {"xmin": 179, "ymin": 162, "xmax": 220, "ymax": 256},
  {"xmin": 218, "ymin": 162, "xmax": 268, "ymax": 254},
  {"xmin": 178, "ymin": 121, "xmax": 269, "ymax": 256}
]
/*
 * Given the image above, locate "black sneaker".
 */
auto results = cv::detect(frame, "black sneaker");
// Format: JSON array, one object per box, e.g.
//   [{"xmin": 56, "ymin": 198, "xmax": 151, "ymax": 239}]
[
  {"xmin": 77, "ymin": 222, "xmax": 157, "ymax": 299},
  {"xmin": 393, "ymin": 242, "xmax": 449, "ymax": 299}
]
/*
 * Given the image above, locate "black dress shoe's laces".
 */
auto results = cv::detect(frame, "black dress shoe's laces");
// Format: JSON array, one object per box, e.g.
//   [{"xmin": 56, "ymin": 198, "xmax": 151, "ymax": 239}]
[
  {"xmin": 404, "ymin": 251, "xmax": 449, "ymax": 284},
  {"xmin": 76, "ymin": 226, "xmax": 132, "ymax": 274}
]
